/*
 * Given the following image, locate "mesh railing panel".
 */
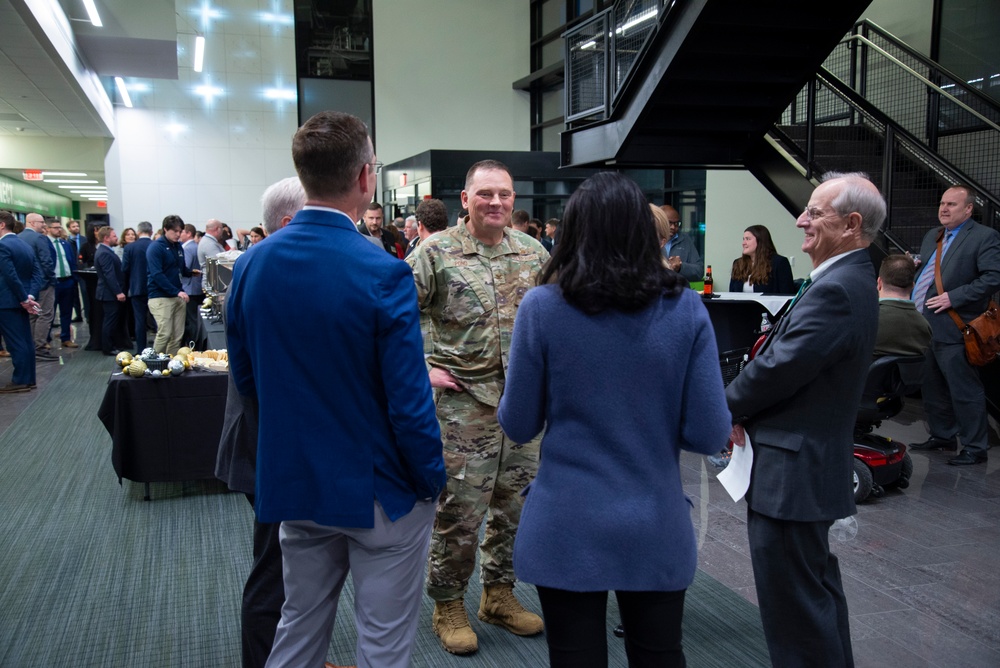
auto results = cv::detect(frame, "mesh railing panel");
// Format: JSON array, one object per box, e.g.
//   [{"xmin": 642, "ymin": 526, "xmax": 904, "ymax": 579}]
[
  {"xmin": 821, "ymin": 28, "xmax": 1000, "ymax": 199},
  {"xmin": 566, "ymin": 15, "xmax": 609, "ymax": 122},
  {"xmin": 612, "ymin": 0, "xmax": 661, "ymax": 99}
]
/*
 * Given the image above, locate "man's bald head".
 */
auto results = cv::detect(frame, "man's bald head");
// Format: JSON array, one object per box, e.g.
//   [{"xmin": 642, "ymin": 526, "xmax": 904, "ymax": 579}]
[
  {"xmin": 205, "ymin": 219, "xmax": 224, "ymax": 240},
  {"xmin": 25, "ymin": 213, "xmax": 46, "ymax": 232},
  {"xmin": 660, "ymin": 204, "xmax": 680, "ymax": 237}
]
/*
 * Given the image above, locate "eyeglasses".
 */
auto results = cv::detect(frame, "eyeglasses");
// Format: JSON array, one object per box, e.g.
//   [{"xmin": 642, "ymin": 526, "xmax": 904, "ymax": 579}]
[
  {"xmin": 800, "ymin": 206, "xmax": 830, "ymax": 222},
  {"xmin": 369, "ymin": 161, "xmax": 383, "ymax": 174}
]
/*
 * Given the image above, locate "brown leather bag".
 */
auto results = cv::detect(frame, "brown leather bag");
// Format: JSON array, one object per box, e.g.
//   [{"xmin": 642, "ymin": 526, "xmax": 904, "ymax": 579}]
[{"xmin": 933, "ymin": 230, "xmax": 1000, "ymax": 366}]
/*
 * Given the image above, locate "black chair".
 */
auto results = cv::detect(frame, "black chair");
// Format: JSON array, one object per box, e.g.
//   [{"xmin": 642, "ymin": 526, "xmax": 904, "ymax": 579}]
[{"xmin": 853, "ymin": 354, "xmax": 925, "ymax": 502}]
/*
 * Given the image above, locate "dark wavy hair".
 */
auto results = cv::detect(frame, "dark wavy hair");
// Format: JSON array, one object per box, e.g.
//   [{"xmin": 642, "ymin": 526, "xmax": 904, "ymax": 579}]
[
  {"xmin": 538, "ymin": 172, "xmax": 685, "ymax": 314},
  {"xmin": 731, "ymin": 224, "xmax": 778, "ymax": 286}
]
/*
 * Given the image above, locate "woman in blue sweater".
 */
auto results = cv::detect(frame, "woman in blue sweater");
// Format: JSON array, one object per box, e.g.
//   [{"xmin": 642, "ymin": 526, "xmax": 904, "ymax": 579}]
[{"xmin": 497, "ymin": 172, "xmax": 732, "ymax": 667}]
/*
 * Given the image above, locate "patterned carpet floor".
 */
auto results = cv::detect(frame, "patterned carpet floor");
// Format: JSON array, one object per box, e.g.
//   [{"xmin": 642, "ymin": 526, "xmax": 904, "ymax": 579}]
[{"xmin": 0, "ymin": 349, "xmax": 767, "ymax": 667}]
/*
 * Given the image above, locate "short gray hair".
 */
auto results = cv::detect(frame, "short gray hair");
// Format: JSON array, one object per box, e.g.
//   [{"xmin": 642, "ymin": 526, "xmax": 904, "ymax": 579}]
[
  {"xmin": 137, "ymin": 221, "xmax": 153, "ymax": 236},
  {"xmin": 821, "ymin": 171, "xmax": 886, "ymax": 243},
  {"xmin": 261, "ymin": 177, "xmax": 306, "ymax": 234}
]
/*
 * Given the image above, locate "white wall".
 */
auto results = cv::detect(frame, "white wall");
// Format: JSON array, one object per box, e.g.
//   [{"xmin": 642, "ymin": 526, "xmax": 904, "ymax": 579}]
[
  {"xmin": 372, "ymin": 0, "xmax": 531, "ymax": 165},
  {"xmin": 863, "ymin": 0, "xmax": 935, "ymax": 56},
  {"xmin": 704, "ymin": 170, "xmax": 805, "ymax": 290},
  {"xmin": 107, "ymin": 0, "xmax": 298, "ymax": 231}
]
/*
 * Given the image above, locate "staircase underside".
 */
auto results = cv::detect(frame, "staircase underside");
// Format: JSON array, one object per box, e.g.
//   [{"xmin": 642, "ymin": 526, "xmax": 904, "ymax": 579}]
[{"xmin": 561, "ymin": 0, "xmax": 875, "ymax": 169}]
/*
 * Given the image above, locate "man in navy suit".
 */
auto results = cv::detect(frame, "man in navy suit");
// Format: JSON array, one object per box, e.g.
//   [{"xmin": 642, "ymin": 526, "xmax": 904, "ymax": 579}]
[
  {"xmin": 909, "ymin": 185, "xmax": 1000, "ymax": 465},
  {"xmin": 94, "ymin": 227, "xmax": 125, "ymax": 356},
  {"xmin": 726, "ymin": 173, "xmax": 886, "ymax": 668},
  {"xmin": 45, "ymin": 220, "xmax": 79, "ymax": 349},
  {"xmin": 66, "ymin": 219, "xmax": 87, "ymax": 321},
  {"xmin": 122, "ymin": 221, "xmax": 153, "ymax": 353},
  {"xmin": 227, "ymin": 111, "xmax": 445, "ymax": 668},
  {"xmin": 18, "ymin": 212, "xmax": 58, "ymax": 362},
  {"xmin": 0, "ymin": 210, "xmax": 42, "ymax": 392}
]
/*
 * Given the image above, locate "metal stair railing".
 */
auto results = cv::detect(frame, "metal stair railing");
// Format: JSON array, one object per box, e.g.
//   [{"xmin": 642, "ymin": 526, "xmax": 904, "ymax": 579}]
[
  {"xmin": 564, "ymin": 0, "xmax": 675, "ymax": 124},
  {"xmin": 821, "ymin": 20, "xmax": 1000, "ymax": 201},
  {"xmin": 772, "ymin": 70, "xmax": 1000, "ymax": 252}
]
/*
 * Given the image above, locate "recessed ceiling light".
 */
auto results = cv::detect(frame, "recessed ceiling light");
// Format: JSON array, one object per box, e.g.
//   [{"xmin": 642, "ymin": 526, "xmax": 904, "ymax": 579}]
[
  {"xmin": 194, "ymin": 35, "xmax": 205, "ymax": 73},
  {"xmin": 264, "ymin": 87, "xmax": 296, "ymax": 101},
  {"xmin": 166, "ymin": 123, "xmax": 187, "ymax": 135},
  {"xmin": 82, "ymin": 0, "xmax": 103, "ymax": 27},
  {"xmin": 44, "ymin": 179, "xmax": 99, "ymax": 184},
  {"xmin": 194, "ymin": 84, "xmax": 224, "ymax": 102},
  {"xmin": 115, "ymin": 77, "xmax": 133, "ymax": 108},
  {"xmin": 43, "ymin": 171, "xmax": 88, "ymax": 177},
  {"xmin": 58, "ymin": 185, "xmax": 105, "ymax": 190}
]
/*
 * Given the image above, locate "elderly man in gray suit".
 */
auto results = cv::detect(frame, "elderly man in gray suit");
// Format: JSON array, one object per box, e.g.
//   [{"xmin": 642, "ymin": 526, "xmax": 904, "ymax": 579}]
[
  {"xmin": 215, "ymin": 176, "xmax": 306, "ymax": 668},
  {"xmin": 909, "ymin": 184, "xmax": 1000, "ymax": 465},
  {"xmin": 726, "ymin": 172, "xmax": 886, "ymax": 668}
]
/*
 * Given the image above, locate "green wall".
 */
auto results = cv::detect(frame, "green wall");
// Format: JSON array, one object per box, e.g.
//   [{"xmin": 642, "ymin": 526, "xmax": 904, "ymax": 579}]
[{"xmin": 0, "ymin": 173, "xmax": 73, "ymax": 217}]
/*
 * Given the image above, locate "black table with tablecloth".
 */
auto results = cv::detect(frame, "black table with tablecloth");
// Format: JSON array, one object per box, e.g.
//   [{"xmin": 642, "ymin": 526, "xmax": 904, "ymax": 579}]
[{"xmin": 97, "ymin": 368, "xmax": 228, "ymax": 497}]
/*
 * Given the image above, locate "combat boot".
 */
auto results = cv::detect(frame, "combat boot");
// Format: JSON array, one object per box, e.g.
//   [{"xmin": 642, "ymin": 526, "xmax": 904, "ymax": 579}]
[
  {"xmin": 478, "ymin": 583, "xmax": 544, "ymax": 636},
  {"xmin": 432, "ymin": 599, "xmax": 479, "ymax": 655}
]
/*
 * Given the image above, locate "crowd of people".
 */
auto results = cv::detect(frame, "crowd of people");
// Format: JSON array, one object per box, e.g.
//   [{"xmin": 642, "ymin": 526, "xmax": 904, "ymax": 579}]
[{"xmin": 2, "ymin": 109, "xmax": 998, "ymax": 667}]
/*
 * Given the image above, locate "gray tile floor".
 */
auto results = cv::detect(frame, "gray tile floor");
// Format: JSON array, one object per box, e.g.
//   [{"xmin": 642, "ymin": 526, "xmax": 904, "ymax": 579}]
[
  {"xmin": 684, "ymin": 401, "xmax": 1000, "ymax": 668},
  {"xmin": 3, "ymin": 320, "xmax": 999, "ymax": 667}
]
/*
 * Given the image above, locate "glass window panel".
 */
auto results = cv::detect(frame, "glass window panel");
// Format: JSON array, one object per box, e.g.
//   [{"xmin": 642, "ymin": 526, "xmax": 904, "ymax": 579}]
[{"xmin": 541, "ymin": 0, "xmax": 567, "ymax": 35}]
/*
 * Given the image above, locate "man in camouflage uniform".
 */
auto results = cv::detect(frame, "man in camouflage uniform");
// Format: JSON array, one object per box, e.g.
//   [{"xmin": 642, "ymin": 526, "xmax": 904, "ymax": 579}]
[{"xmin": 407, "ymin": 160, "xmax": 548, "ymax": 656}]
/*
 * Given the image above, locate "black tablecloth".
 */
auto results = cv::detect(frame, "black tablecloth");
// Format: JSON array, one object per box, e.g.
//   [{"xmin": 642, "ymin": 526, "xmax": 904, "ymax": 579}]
[{"xmin": 98, "ymin": 369, "xmax": 228, "ymax": 484}]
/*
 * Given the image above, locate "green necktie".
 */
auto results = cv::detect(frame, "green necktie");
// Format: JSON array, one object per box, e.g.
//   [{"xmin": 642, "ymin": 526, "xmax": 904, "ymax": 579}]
[
  {"xmin": 54, "ymin": 239, "xmax": 68, "ymax": 278},
  {"xmin": 787, "ymin": 276, "xmax": 812, "ymax": 309}
]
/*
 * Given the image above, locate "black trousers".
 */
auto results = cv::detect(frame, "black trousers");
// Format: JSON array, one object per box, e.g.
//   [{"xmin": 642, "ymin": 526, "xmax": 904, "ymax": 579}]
[
  {"xmin": 130, "ymin": 296, "xmax": 149, "ymax": 354},
  {"xmin": 100, "ymin": 300, "xmax": 121, "ymax": 354},
  {"xmin": 536, "ymin": 586, "xmax": 686, "ymax": 668},
  {"xmin": 747, "ymin": 508, "xmax": 853, "ymax": 668},
  {"xmin": 242, "ymin": 494, "xmax": 285, "ymax": 668}
]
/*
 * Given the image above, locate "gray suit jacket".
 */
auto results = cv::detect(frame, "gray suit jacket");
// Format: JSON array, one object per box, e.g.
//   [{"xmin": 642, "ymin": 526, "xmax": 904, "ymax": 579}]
[
  {"xmin": 662, "ymin": 232, "xmax": 704, "ymax": 282},
  {"xmin": 915, "ymin": 220, "xmax": 1000, "ymax": 345},
  {"xmin": 726, "ymin": 250, "xmax": 878, "ymax": 522}
]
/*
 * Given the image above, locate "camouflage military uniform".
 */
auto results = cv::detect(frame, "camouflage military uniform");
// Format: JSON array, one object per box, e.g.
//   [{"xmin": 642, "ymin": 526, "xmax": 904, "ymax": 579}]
[{"xmin": 408, "ymin": 220, "xmax": 548, "ymax": 602}]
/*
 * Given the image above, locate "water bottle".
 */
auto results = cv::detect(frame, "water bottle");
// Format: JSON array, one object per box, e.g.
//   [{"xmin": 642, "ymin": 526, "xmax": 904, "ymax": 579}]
[{"xmin": 760, "ymin": 312, "xmax": 772, "ymax": 334}]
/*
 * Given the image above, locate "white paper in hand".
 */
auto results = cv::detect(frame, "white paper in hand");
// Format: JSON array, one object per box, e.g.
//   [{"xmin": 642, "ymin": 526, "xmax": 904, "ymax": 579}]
[{"xmin": 717, "ymin": 433, "xmax": 753, "ymax": 502}]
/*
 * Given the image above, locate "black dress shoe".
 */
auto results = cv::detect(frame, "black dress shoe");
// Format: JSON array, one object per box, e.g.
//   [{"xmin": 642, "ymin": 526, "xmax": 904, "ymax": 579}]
[
  {"xmin": 948, "ymin": 450, "xmax": 987, "ymax": 466},
  {"xmin": 910, "ymin": 437, "xmax": 958, "ymax": 452}
]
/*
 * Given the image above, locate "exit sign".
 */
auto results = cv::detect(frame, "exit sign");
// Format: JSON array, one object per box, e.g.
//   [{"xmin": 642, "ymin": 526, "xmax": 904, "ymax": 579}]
[
  {"xmin": 97, "ymin": 200, "xmax": 107, "ymax": 208},
  {"xmin": 23, "ymin": 170, "xmax": 43, "ymax": 181}
]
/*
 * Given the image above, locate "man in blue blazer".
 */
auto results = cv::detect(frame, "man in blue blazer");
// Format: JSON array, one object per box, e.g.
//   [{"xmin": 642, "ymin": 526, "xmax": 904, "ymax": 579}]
[
  {"xmin": 726, "ymin": 173, "xmax": 886, "ymax": 668},
  {"xmin": 0, "ymin": 211, "xmax": 42, "ymax": 391},
  {"xmin": 94, "ymin": 227, "xmax": 125, "ymax": 356},
  {"xmin": 45, "ymin": 220, "xmax": 79, "ymax": 349},
  {"xmin": 18, "ymin": 212, "xmax": 58, "ymax": 361},
  {"xmin": 227, "ymin": 111, "xmax": 445, "ymax": 668},
  {"xmin": 121, "ymin": 221, "xmax": 153, "ymax": 353},
  {"xmin": 909, "ymin": 185, "xmax": 1000, "ymax": 465}
]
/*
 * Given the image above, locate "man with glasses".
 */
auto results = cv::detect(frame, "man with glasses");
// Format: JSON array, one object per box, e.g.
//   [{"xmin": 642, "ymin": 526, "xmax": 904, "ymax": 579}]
[
  {"xmin": 660, "ymin": 204, "xmax": 703, "ymax": 282},
  {"xmin": 227, "ymin": 111, "xmax": 444, "ymax": 668},
  {"xmin": 45, "ymin": 220, "xmax": 79, "ymax": 349},
  {"xmin": 726, "ymin": 172, "xmax": 886, "ymax": 668}
]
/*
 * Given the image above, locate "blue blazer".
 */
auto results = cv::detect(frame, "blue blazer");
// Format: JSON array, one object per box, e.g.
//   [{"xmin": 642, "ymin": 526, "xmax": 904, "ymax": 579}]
[
  {"xmin": 94, "ymin": 244, "xmax": 124, "ymax": 300},
  {"xmin": 18, "ymin": 228, "xmax": 55, "ymax": 295},
  {"xmin": 726, "ymin": 250, "xmax": 878, "ymax": 522},
  {"xmin": 0, "ymin": 234, "xmax": 41, "ymax": 309},
  {"xmin": 728, "ymin": 254, "xmax": 796, "ymax": 294},
  {"xmin": 227, "ymin": 208, "xmax": 445, "ymax": 528},
  {"xmin": 122, "ymin": 237, "xmax": 151, "ymax": 297}
]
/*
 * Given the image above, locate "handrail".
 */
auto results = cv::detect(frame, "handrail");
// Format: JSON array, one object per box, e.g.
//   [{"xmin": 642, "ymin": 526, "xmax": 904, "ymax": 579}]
[
  {"xmin": 844, "ymin": 34, "xmax": 1000, "ymax": 133},
  {"xmin": 854, "ymin": 20, "xmax": 1000, "ymax": 112}
]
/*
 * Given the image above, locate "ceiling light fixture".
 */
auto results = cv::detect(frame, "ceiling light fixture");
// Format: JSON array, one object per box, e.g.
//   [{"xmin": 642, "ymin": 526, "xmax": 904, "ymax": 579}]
[
  {"xmin": 264, "ymin": 87, "xmax": 296, "ymax": 101},
  {"xmin": 58, "ymin": 185, "xmax": 104, "ymax": 190},
  {"xmin": 44, "ymin": 179, "xmax": 99, "ymax": 184},
  {"xmin": 194, "ymin": 35, "xmax": 206, "ymax": 73},
  {"xmin": 43, "ymin": 172, "xmax": 88, "ymax": 177},
  {"xmin": 115, "ymin": 77, "xmax": 133, "ymax": 108},
  {"xmin": 194, "ymin": 83, "xmax": 224, "ymax": 102},
  {"xmin": 82, "ymin": 0, "xmax": 103, "ymax": 27}
]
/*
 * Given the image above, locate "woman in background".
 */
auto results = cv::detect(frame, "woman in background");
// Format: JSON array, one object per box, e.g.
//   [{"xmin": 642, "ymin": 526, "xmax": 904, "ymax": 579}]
[
  {"xmin": 728, "ymin": 224, "xmax": 795, "ymax": 294},
  {"xmin": 115, "ymin": 227, "xmax": 136, "ymax": 259},
  {"xmin": 497, "ymin": 172, "xmax": 731, "ymax": 668}
]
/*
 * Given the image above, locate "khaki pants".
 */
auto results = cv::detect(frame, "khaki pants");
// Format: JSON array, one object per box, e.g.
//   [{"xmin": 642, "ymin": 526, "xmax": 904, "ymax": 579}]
[{"xmin": 148, "ymin": 296, "xmax": 186, "ymax": 355}]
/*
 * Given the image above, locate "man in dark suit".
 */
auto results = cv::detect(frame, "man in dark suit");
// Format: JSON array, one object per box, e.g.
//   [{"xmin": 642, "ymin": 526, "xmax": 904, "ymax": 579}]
[
  {"xmin": 660, "ymin": 204, "xmax": 704, "ymax": 282},
  {"xmin": 227, "ymin": 111, "xmax": 444, "ymax": 667},
  {"xmin": 18, "ymin": 212, "xmax": 58, "ymax": 362},
  {"xmin": 45, "ymin": 220, "xmax": 79, "ymax": 349},
  {"xmin": 122, "ymin": 222, "xmax": 153, "ymax": 354},
  {"xmin": 356, "ymin": 201, "xmax": 399, "ymax": 256},
  {"xmin": 66, "ymin": 219, "xmax": 87, "ymax": 321},
  {"xmin": 909, "ymin": 185, "xmax": 1000, "ymax": 465},
  {"xmin": 215, "ymin": 176, "xmax": 304, "ymax": 668},
  {"xmin": 94, "ymin": 227, "xmax": 125, "ymax": 356},
  {"xmin": 0, "ymin": 210, "xmax": 42, "ymax": 392},
  {"xmin": 726, "ymin": 172, "xmax": 886, "ymax": 668}
]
